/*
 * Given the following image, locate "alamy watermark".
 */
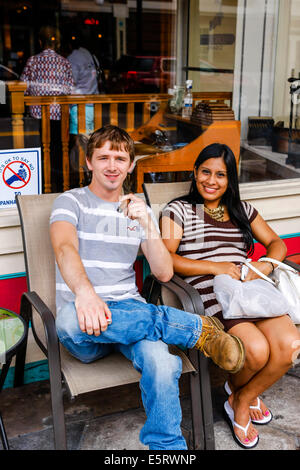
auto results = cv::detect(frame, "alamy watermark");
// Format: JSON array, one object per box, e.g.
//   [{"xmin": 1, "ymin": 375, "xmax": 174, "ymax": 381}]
[{"xmin": 95, "ymin": 203, "xmax": 206, "ymax": 244}]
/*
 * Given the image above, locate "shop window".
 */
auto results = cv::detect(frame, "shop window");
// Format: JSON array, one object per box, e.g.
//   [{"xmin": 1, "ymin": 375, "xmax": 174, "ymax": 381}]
[{"xmin": 0, "ymin": 0, "xmax": 300, "ymax": 198}]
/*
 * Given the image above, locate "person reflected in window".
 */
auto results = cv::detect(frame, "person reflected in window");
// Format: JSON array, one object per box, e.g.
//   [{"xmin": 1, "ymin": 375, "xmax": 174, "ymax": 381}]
[
  {"xmin": 66, "ymin": 32, "xmax": 103, "ymax": 187},
  {"xmin": 20, "ymin": 25, "xmax": 74, "ymax": 192},
  {"xmin": 161, "ymin": 143, "xmax": 300, "ymax": 449}
]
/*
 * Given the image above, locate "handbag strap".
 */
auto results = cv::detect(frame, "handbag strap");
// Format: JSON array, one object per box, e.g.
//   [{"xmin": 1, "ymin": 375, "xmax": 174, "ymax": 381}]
[
  {"xmin": 243, "ymin": 259, "xmax": 276, "ymax": 285},
  {"xmin": 259, "ymin": 257, "xmax": 297, "ymax": 274},
  {"xmin": 91, "ymin": 53, "xmax": 101, "ymax": 76}
]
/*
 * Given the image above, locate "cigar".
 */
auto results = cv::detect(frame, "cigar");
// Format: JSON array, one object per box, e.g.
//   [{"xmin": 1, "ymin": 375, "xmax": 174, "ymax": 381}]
[{"xmin": 117, "ymin": 199, "xmax": 130, "ymax": 213}]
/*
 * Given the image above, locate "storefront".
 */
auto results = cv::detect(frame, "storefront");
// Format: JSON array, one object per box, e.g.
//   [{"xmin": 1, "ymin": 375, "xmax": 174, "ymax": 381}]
[
  {"xmin": 0, "ymin": 0, "xmax": 299, "ymax": 384},
  {"xmin": 183, "ymin": 0, "xmax": 300, "ymax": 247}
]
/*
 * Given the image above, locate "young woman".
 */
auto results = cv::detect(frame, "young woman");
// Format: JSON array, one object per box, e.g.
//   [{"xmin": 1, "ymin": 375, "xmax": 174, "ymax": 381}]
[{"xmin": 161, "ymin": 143, "xmax": 300, "ymax": 449}]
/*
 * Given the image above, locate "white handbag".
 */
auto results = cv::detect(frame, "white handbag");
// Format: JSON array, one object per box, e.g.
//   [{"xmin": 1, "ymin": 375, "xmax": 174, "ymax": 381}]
[
  {"xmin": 213, "ymin": 274, "xmax": 290, "ymax": 320},
  {"xmin": 244, "ymin": 257, "xmax": 300, "ymax": 324}
]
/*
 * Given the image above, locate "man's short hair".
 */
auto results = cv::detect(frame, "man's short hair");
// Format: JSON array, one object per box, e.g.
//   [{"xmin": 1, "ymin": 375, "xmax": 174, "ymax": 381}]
[
  {"xmin": 39, "ymin": 26, "xmax": 61, "ymax": 51},
  {"xmin": 87, "ymin": 125, "xmax": 135, "ymax": 163}
]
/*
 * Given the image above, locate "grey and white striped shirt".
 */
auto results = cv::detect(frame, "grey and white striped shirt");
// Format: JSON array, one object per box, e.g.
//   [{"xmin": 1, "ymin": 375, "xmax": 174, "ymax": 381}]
[{"xmin": 50, "ymin": 187, "xmax": 157, "ymax": 312}]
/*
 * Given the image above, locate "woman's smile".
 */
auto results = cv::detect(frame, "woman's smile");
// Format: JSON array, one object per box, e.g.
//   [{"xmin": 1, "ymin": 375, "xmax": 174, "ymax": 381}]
[
  {"xmin": 202, "ymin": 185, "xmax": 219, "ymax": 194},
  {"xmin": 194, "ymin": 157, "xmax": 228, "ymax": 208}
]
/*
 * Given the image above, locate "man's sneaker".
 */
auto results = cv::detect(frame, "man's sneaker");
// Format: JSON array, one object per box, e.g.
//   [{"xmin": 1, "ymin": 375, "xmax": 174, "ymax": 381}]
[{"xmin": 194, "ymin": 316, "xmax": 245, "ymax": 374}]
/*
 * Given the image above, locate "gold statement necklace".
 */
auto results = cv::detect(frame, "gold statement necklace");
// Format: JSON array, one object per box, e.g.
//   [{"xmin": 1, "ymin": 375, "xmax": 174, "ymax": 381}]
[{"xmin": 203, "ymin": 204, "xmax": 225, "ymax": 222}]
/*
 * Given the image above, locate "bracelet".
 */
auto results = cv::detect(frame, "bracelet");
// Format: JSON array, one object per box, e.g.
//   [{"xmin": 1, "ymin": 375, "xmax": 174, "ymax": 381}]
[{"xmin": 259, "ymin": 259, "xmax": 275, "ymax": 272}]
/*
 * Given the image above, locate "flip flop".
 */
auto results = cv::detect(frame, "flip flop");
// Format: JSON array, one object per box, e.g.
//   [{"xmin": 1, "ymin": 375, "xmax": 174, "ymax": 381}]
[
  {"xmin": 224, "ymin": 381, "xmax": 272, "ymax": 425},
  {"xmin": 223, "ymin": 400, "xmax": 259, "ymax": 449},
  {"xmin": 250, "ymin": 397, "xmax": 273, "ymax": 425},
  {"xmin": 224, "ymin": 380, "xmax": 232, "ymax": 396}
]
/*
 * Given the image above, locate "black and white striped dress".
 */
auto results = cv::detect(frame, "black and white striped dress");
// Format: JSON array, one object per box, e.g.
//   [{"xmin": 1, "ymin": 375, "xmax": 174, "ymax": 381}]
[{"xmin": 162, "ymin": 200, "xmax": 258, "ymax": 319}]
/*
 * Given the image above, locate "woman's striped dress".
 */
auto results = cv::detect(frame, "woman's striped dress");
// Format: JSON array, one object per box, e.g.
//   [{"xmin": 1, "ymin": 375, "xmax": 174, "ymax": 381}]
[{"xmin": 162, "ymin": 200, "xmax": 258, "ymax": 318}]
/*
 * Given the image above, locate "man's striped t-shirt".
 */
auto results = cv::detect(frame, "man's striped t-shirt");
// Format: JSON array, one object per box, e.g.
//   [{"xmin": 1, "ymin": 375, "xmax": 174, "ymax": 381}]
[{"xmin": 50, "ymin": 187, "xmax": 156, "ymax": 312}]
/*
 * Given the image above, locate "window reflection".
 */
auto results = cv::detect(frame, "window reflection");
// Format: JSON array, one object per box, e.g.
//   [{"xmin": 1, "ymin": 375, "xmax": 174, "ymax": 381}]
[{"xmin": 0, "ymin": 0, "xmax": 300, "ymax": 196}]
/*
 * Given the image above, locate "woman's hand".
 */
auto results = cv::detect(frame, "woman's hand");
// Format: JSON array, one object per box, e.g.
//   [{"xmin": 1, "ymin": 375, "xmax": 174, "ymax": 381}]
[
  {"xmin": 243, "ymin": 261, "xmax": 273, "ymax": 282},
  {"xmin": 214, "ymin": 262, "xmax": 241, "ymax": 279}
]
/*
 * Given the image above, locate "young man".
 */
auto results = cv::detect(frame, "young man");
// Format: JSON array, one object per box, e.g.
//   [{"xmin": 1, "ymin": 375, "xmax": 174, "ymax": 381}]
[{"xmin": 50, "ymin": 125, "xmax": 245, "ymax": 450}]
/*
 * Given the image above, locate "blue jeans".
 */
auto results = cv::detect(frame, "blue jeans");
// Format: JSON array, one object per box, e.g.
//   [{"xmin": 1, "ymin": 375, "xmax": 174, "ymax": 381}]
[
  {"xmin": 69, "ymin": 104, "xmax": 94, "ymax": 134},
  {"xmin": 56, "ymin": 298, "xmax": 203, "ymax": 450}
]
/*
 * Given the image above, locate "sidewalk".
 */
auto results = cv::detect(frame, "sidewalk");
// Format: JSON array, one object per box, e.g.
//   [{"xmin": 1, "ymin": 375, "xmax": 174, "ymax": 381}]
[{"xmin": 1, "ymin": 360, "xmax": 299, "ymax": 451}]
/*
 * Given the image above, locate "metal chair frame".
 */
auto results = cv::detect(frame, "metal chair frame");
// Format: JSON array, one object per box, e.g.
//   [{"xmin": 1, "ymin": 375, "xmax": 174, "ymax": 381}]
[{"xmin": 15, "ymin": 193, "xmax": 215, "ymax": 450}]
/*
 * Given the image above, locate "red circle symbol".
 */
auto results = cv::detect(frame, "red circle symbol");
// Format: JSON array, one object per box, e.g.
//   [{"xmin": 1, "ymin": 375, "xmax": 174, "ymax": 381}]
[{"xmin": 3, "ymin": 161, "xmax": 31, "ymax": 189}]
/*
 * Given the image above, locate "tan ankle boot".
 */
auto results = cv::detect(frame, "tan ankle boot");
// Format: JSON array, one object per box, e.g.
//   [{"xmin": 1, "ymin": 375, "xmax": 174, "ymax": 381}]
[{"xmin": 194, "ymin": 316, "xmax": 245, "ymax": 374}]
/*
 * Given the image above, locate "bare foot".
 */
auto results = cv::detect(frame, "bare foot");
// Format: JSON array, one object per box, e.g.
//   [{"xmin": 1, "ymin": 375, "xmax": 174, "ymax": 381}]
[
  {"xmin": 249, "ymin": 397, "xmax": 271, "ymax": 422},
  {"xmin": 227, "ymin": 380, "xmax": 270, "ymax": 423},
  {"xmin": 228, "ymin": 393, "xmax": 258, "ymax": 444}
]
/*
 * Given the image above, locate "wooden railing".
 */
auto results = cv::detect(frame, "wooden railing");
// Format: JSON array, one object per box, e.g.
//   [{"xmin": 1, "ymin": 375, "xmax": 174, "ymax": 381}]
[{"xmin": 6, "ymin": 82, "xmax": 232, "ymax": 193}]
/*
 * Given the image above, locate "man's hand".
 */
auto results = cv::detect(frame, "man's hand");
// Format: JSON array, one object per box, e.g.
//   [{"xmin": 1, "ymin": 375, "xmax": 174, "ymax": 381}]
[
  {"xmin": 119, "ymin": 194, "xmax": 151, "ymax": 230},
  {"xmin": 75, "ymin": 289, "xmax": 112, "ymax": 336}
]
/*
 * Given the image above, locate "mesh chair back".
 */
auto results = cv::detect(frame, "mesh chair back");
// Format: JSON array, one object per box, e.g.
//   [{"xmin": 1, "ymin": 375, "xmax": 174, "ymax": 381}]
[
  {"xmin": 160, "ymin": 287, "xmax": 183, "ymax": 310},
  {"xmin": 143, "ymin": 181, "xmax": 195, "ymax": 311},
  {"xmin": 143, "ymin": 181, "xmax": 191, "ymax": 220},
  {"xmin": 17, "ymin": 193, "xmax": 59, "ymax": 348}
]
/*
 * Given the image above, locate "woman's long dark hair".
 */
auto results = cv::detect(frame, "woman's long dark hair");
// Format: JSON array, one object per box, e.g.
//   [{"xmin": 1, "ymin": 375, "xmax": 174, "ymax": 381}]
[{"xmin": 174, "ymin": 143, "xmax": 254, "ymax": 255}]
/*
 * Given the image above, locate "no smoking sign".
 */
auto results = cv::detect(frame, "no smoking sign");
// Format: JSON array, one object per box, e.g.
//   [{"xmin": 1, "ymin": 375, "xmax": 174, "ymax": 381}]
[
  {"xmin": 3, "ymin": 161, "xmax": 31, "ymax": 189},
  {"xmin": 0, "ymin": 148, "xmax": 41, "ymax": 209}
]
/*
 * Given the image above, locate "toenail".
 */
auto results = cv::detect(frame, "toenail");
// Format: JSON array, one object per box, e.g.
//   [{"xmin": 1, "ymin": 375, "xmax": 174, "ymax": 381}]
[
  {"xmin": 264, "ymin": 410, "xmax": 270, "ymax": 416},
  {"xmin": 244, "ymin": 438, "xmax": 249, "ymax": 442}
]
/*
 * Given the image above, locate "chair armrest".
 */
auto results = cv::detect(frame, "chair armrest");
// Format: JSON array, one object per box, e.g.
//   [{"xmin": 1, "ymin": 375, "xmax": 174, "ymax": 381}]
[
  {"xmin": 142, "ymin": 273, "xmax": 205, "ymax": 315},
  {"xmin": 284, "ymin": 259, "xmax": 300, "ymax": 272},
  {"xmin": 20, "ymin": 291, "xmax": 61, "ymax": 365},
  {"xmin": 170, "ymin": 274, "xmax": 205, "ymax": 315}
]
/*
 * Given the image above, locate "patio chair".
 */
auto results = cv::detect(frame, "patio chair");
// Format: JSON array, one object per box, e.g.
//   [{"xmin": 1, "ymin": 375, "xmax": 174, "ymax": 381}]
[
  {"xmin": 284, "ymin": 253, "xmax": 300, "ymax": 270},
  {"xmin": 142, "ymin": 182, "xmax": 300, "ymax": 433},
  {"xmin": 15, "ymin": 193, "xmax": 212, "ymax": 450},
  {"xmin": 142, "ymin": 181, "xmax": 215, "ymax": 450}
]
